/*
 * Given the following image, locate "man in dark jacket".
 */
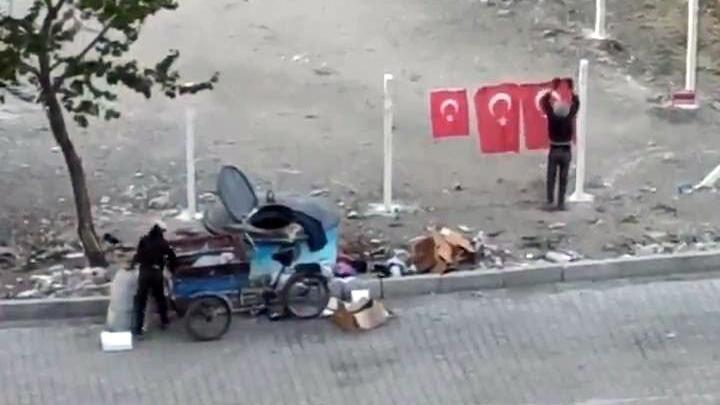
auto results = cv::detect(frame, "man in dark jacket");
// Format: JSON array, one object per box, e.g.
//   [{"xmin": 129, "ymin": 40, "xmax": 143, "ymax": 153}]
[
  {"xmin": 540, "ymin": 78, "xmax": 580, "ymax": 211},
  {"xmin": 129, "ymin": 221, "xmax": 177, "ymax": 336}
]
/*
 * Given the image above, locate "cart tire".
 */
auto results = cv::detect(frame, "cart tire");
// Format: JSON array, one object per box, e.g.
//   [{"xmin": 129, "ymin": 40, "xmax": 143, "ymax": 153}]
[
  {"xmin": 184, "ymin": 296, "xmax": 232, "ymax": 341},
  {"xmin": 281, "ymin": 273, "xmax": 330, "ymax": 319}
]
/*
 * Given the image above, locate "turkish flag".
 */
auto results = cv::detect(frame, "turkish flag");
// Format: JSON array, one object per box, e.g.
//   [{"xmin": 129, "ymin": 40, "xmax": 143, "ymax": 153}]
[
  {"xmin": 520, "ymin": 78, "xmax": 574, "ymax": 150},
  {"xmin": 429, "ymin": 89, "xmax": 469, "ymax": 139},
  {"xmin": 474, "ymin": 83, "xmax": 521, "ymax": 154}
]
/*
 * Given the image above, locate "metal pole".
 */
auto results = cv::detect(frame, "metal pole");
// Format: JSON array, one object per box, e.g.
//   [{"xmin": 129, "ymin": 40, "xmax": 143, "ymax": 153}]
[
  {"xmin": 382, "ymin": 73, "xmax": 394, "ymax": 212},
  {"xmin": 685, "ymin": 0, "xmax": 699, "ymax": 93},
  {"xmin": 592, "ymin": 0, "xmax": 607, "ymax": 39},
  {"xmin": 568, "ymin": 59, "xmax": 594, "ymax": 203},
  {"xmin": 185, "ymin": 108, "xmax": 197, "ymax": 219}
]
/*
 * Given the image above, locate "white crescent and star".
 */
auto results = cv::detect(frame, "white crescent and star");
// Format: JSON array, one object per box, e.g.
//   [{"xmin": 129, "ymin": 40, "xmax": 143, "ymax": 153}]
[
  {"xmin": 488, "ymin": 92, "xmax": 512, "ymax": 126},
  {"xmin": 439, "ymin": 98, "xmax": 460, "ymax": 122}
]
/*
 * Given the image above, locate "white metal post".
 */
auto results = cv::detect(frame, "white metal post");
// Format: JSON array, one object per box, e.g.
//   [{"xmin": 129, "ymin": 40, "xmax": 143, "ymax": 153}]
[
  {"xmin": 382, "ymin": 73, "xmax": 394, "ymax": 212},
  {"xmin": 185, "ymin": 107, "xmax": 197, "ymax": 219},
  {"xmin": 685, "ymin": 0, "xmax": 699, "ymax": 93},
  {"xmin": 568, "ymin": 59, "xmax": 594, "ymax": 203},
  {"xmin": 591, "ymin": 0, "xmax": 607, "ymax": 39},
  {"xmin": 695, "ymin": 162, "xmax": 720, "ymax": 190}
]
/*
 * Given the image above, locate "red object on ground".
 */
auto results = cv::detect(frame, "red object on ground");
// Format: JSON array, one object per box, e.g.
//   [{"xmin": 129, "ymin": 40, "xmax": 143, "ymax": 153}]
[
  {"xmin": 429, "ymin": 89, "xmax": 470, "ymax": 139},
  {"xmin": 520, "ymin": 78, "xmax": 574, "ymax": 150},
  {"xmin": 671, "ymin": 90, "xmax": 697, "ymax": 107},
  {"xmin": 473, "ymin": 83, "xmax": 521, "ymax": 153}
]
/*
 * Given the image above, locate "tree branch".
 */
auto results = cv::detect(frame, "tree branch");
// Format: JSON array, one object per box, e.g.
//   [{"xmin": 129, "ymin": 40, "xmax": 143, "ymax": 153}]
[
  {"xmin": 50, "ymin": 16, "xmax": 114, "ymax": 73},
  {"xmin": 54, "ymin": 0, "xmax": 67, "ymax": 13},
  {"xmin": 19, "ymin": 62, "xmax": 41, "ymax": 78}
]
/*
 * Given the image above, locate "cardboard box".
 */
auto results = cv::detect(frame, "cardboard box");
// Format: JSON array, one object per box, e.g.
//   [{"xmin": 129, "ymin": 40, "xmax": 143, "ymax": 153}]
[
  {"xmin": 409, "ymin": 228, "xmax": 476, "ymax": 274},
  {"xmin": 331, "ymin": 299, "xmax": 390, "ymax": 332}
]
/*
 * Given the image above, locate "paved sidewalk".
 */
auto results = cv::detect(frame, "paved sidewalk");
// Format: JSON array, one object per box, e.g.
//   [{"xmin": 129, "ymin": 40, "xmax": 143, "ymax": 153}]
[{"xmin": 3, "ymin": 277, "xmax": 720, "ymax": 404}]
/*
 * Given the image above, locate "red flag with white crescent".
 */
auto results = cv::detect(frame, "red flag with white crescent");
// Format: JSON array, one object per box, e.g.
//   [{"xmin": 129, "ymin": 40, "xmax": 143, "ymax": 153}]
[
  {"xmin": 520, "ymin": 78, "xmax": 574, "ymax": 150},
  {"xmin": 429, "ymin": 89, "xmax": 470, "ymax": 139},
  {"xmin": 474, "ymin": 83, "xmax": 521, "ymax": 154}
]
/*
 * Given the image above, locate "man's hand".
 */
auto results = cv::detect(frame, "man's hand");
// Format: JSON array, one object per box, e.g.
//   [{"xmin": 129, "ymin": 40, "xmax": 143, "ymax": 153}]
[{"xmin": 566, "ymin": 78, "xmax": 574, "ymax": 91}]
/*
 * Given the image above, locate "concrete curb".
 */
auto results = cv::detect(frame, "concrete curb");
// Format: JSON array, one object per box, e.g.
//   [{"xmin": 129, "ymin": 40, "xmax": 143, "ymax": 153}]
[
  {"xmin": 0, "ymin": 296, "xmax": 109, "ymax": 322},
  {"xmin": 2, "ymin": 250, "xmax": 720, "ymax": 322},
  {"xmin": 353, "ymin": 249, "xmax": 720, "ymax": 298}
]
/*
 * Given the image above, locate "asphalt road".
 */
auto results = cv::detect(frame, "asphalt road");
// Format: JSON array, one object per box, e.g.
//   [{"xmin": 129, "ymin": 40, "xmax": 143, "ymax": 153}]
[{"xmin": 3, "ymin": 275, "xmax": 720, "ymax": 404}]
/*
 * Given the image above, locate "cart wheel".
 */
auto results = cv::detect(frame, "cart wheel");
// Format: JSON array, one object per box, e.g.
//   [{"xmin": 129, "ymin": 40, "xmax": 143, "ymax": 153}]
[
  {"xmin": 281, "ymin": 273, "xmax": 330, "ymax": 319},
  {"xmin": 184, "ymin": 296, "xmax": 231, "ymax": 341}
]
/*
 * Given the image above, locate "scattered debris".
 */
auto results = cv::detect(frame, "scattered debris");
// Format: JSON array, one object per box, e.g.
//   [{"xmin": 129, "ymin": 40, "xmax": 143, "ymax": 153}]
[
  {"xmin": 661, "ymin": 152, "xmax": 677, "ymax": 163},
  {"xmin": 677, "ymin": 184, "xmax": 694, "ymax": 195},
  {"xmin": 646, "ymin": 94, "xmax": 665, "ymax": 104},
  {"xmin": 0, "ymin": 246, "xmax": 18, "ymax": 268},
  {"xmin": 148, "ymin": 192, "xmax": 173, "ymax": 210},
  {"xmin": 634, "ymin": 244, "xmax": 664, "ymax": 256},
  {"xmin": 309, "ymin": 188, "xmax": 329, "ymax": 197},
  {"xmin": 586, "ymin": 176, "xmax": 610, "ymax": 189},
  {"xmin": 199, "ymin": 192, "xmax": 216, "ymax": 203},
  {"xmin": 588, "ymin": 217, "xmax": 603, "ymax": 226},
  {"xmin": 639, "ymin": 185, "xmax": 657, "ymax": 193},
  {"xmin": 597, "ymin": 38, "xmax": 626, "ymax": 55},
  {"xmin": 652, "ymin": 203, "xmax": 678, "ymax": 215},
  {"xmin": 458, "ymin": 225, "xmax": 473, "ymax": 233},
  {"xmin": 291, "ymin": 53, "xmax": 309, "ymax": 63},
  {"xmin": 548, "ymin": 222, "xmax": 566, "ymax": 230},
  {"xmin": 620, "ymin": 214, "xmax": 639, "ymax": 224},
  {"xmin": 313, "ymin": 66, "xmax": 337, "ymax": 76},
  {"xmin": 15, "ymin": 289, "xmax": 43, "ymax": 299},
  {"xmin": 333, "ymin": 261, "xmax": 357, "ymax": 278},
  {"xmin": 644, "ymin": 231, "xmax": 671, "ymax": 243},
  {"xmin": 346, "ymin": 210, "xmax": 361, "ymax": 220},
  {"xmin": 545, "ymin": 251, "xmax": 573, "ymax": 263}
]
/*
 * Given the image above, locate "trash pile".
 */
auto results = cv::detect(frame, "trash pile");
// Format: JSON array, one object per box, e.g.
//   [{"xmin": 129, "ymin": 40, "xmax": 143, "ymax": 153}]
[
  {"xmin": 334, "ymin": 227, "xmax": 481, "ymax": 280},
  {"xmin": 9, "ymin": 265, "xmax": 116, "ymax": 299}
]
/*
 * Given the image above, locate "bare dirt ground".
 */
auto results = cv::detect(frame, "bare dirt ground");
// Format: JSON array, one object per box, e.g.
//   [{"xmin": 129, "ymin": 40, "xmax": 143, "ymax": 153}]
[{"xmin": 2, "ymin": 0, "xmax": 720, "ymax": 287}]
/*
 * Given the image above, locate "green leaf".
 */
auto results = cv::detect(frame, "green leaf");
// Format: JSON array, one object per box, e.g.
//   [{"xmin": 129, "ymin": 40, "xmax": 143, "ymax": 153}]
[
  {"xmin": 73, "ymin": 114, "xmax": 89, "ymax": 128},
  {"xmin": 2, "ymin": 0, "xmax": 217, "ymax": 125}
]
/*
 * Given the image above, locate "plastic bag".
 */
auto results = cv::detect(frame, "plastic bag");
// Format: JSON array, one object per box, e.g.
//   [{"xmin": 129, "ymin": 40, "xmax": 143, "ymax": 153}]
[{"xmin": 105, "ymin": 268, "xmax": 138, "ymax": 332}]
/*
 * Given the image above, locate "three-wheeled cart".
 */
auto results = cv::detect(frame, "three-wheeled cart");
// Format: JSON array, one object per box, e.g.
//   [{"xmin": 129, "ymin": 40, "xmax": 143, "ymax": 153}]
[{"xmin": 167, "ymin": 233, "xmax": 330, "ymax": 341}]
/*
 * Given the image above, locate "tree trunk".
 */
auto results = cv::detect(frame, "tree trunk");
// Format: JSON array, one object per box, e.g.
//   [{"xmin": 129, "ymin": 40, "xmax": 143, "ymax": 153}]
[{"xmin": 42, "ymin": 87, "xmax": 108, "ymax": 267}]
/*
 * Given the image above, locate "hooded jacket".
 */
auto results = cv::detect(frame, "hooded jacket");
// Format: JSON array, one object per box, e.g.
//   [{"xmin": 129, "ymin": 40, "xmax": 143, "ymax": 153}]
[{"xmin": 540, "ymin": 92, "xmax": 580, "ymax": 146}]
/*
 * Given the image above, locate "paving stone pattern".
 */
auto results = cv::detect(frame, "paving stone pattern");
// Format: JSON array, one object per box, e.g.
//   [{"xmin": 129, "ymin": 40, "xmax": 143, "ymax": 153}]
[{"xmin": 3, "ymin": 278, "xmax": 720, "ymax": 404}]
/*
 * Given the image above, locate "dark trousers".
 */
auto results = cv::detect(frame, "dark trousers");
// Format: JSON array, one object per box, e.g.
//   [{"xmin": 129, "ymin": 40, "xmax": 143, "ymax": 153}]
[
  {"xmin": 133, "ymin": 268, "xmax": 168, "ymax": 334},
  {"xmin": 546, "ymin": 146, "xmax": 572, "ymax": 208}
]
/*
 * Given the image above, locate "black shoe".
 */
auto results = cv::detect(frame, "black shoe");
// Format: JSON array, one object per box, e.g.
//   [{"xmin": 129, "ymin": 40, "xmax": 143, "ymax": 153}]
[
  {"xmin": 557, "ymin": 203, "xmax": 566, "ymax": 211},
  {"xmin": 132, "ymin": 330, "xmax": 145, "ymax": 340}
]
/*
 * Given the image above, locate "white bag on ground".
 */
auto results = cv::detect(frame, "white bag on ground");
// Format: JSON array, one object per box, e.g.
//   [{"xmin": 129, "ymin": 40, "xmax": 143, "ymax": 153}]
[{"xmin": 105, "ymin": 269, "xmax": 138, "ymax": 332}]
